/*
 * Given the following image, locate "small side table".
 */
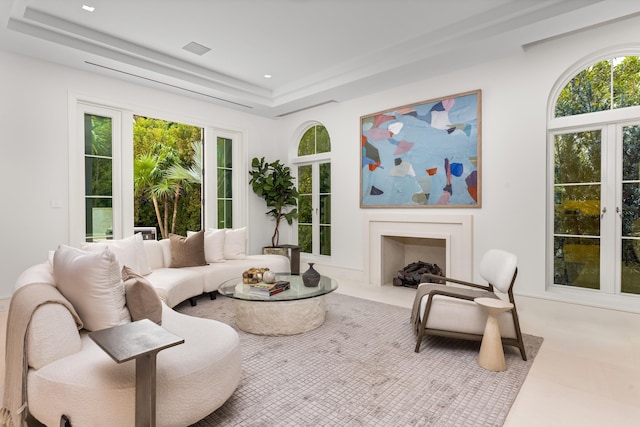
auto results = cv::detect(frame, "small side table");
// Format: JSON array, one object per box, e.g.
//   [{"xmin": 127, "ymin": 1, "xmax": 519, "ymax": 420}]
[
  {"xmin": 279, "ymin": 244, "xmax": 301, "ymax": 275},
  {"xmin": 474, "ymin": 297, "xmax": 514, "ymax": 372},
  {"xmin": 89, "ymin": 319, "xmax": 184, "ymax": 427}
]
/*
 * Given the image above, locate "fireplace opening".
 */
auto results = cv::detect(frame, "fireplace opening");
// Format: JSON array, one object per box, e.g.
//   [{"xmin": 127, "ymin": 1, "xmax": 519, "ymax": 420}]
[
  {"xmin": 393, "ymin": 261, "xmax": 443, "ymax": 288},
  {"xmin": 381, "ymin": 236, "xmax": 446, "ymax": 287}
]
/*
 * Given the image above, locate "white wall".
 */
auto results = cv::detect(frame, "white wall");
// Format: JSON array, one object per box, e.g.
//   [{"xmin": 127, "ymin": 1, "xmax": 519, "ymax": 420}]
[
  {"xmin": 278, "ymin": 15, "xmax": 640, "ymax": 312},
  {"xmin": 3, "ymin": 15, "xmax": 640, "ymax": 311},
  {"xmin": 0, "ymin": 51, "xmax": 283, "ymax": 298}
]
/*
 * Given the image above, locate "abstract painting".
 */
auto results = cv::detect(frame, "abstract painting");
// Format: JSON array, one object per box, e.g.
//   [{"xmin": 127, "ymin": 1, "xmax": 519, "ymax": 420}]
[{"xmin": 360, "ymin": 90, "xmax": 481, "ymax": 208}]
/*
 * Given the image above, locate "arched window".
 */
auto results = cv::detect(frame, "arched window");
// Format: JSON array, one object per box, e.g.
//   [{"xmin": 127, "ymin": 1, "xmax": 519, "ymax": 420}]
[
  {"xmin": 293, "ymin": 124, "xmax": 331, "ymax": 256},
  {"xmin": 549, "ymin": 54, "xmax": 640, "ymax": 299}
]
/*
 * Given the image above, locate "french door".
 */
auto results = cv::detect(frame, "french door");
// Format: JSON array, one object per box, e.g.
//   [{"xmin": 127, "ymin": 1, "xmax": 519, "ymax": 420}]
[{"xmin": 552, "ymin": 121, "xmax": 640, "ymax": 295}]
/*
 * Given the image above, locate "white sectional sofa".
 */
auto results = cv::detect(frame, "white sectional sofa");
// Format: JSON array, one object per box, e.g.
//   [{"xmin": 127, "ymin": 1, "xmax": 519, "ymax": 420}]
[
  {"xmin": 142, "ymin": 238, "xmax": 290, "ymax": 307},
  {"xmin": 1, "ymin": 230, "xmax": 291, "ymax": 427}
]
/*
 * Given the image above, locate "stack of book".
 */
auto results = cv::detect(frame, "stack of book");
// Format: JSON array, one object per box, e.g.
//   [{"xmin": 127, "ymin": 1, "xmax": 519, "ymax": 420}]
[{"xmin": 248, "ymin": 281, "xmax": 290, "ymax": 297}]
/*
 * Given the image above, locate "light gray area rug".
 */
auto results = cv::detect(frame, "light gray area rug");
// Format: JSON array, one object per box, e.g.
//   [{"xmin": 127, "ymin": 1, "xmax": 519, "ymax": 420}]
[{"xmin": 175, "ymin": 293, "xmax": 543, "ymax": 427}]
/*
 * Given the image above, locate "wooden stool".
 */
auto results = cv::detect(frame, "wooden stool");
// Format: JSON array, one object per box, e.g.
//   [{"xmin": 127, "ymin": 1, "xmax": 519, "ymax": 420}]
[{"xmin": 474, "ymin": 297, "xmax": 514, "ymax": 372}]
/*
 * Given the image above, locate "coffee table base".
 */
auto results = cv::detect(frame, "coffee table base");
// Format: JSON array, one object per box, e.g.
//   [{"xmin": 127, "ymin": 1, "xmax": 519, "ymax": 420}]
[{"xmin": 233, "ymin": 296, "xmax": 326, "ymax": 335}]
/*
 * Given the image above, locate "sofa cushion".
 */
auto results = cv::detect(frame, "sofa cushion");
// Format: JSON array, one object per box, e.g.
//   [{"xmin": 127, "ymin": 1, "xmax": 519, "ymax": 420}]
[
  {"xmin": 169, "ymin": 231, "xmax": 207, "ymax": 268},
  {"xmin": 143, "ymin": 240, "xmax": 166, "ymax": 269},
  {"xmin": 188, "ymin": 229, "xmax": 226, "ymax": 263},
  {"xmin": 145, "ymin": 268, "xmax": 204, "ymax": 308},
  {"xmin": 122, "ymin": 266, "xmax": 162, "ymax": 325},
  {"xmin": 53, "ymin": 245, "xmax": 130, "ymax": 331},
  {"xmin": 224, "ymin": 227, "xmax": 247, "ymax": 260},
  {"xmin": 82, "ymin": 234, "xmax": 151, "ymax": 276}
]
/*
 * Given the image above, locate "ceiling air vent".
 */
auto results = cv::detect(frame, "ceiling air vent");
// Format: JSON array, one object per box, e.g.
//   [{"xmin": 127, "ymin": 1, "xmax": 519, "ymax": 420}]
[{"xmin": 182, "ymin": 41, "xmax": 211, "ymax": 56}]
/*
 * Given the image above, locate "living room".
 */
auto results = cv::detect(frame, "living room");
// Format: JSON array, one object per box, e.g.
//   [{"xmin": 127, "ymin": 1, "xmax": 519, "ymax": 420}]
[{"xmin": 1, "ymin": 1, "xmax": 640, "ymax": 426}]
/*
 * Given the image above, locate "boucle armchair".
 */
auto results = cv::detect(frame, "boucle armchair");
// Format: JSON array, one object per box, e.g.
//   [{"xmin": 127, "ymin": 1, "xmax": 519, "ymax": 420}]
[{"xmin": 411, "ymin": 249, "xmax": 527, "ymax": 360}]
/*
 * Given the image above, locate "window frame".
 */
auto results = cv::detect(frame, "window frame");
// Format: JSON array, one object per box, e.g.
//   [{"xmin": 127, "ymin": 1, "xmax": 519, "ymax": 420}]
[
  {"xmin": 546, "ymin": 50, "xmax": 640, "ymax": 310},
  {"xmin": 69, "ymin": 94, "xmax": 248, "ymax": 247},
  {"xmin": 70, "ymin": 102, "xmax": 128, "ymax": 246},
  {"xmin": 203, "ymin": 128, "xmax": 247, "ymax": 229},
  {"xmin": 291, "ymin": 122, "xmax": 332, "ymax": 258}
]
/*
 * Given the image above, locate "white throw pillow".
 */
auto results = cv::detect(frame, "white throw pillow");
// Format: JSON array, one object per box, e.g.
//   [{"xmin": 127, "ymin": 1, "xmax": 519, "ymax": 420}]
[
  {"xmin": 188, "ymin": 229, "xmax": 226, "ymax": 263},
  {"xmin": 82, "ymin": 234, "xmax": 151, "ymax": 276},
  {"xmin": 133, "ymin": 233, "xmax": 152, "ymax": 275},
  {"xmin": 224, "ymin": 227, "xmax": 247, "ymax": 260},
  {"xmin": 53, "ymin": 245, "xmax": 130, "ymax": 331}
]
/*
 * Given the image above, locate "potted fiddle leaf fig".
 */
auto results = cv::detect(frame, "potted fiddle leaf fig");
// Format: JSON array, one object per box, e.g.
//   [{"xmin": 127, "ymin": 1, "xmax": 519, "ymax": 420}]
[{"xmin": 249, "ymin": 157, "xmax": 299, "ymax": 248}]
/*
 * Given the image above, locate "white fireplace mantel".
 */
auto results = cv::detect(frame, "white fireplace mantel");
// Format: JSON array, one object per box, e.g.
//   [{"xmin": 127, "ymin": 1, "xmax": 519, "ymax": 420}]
[{"xmin": 363, "ymin": 213, "xmax": 473, "ymax": 286}]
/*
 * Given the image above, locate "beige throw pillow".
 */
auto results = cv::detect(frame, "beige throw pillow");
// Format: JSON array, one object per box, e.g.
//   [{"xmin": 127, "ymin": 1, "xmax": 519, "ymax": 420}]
[
  {"xmin": 188, "ymin": 228, "xmax": 226, "ymax": 263},
  {"xmin": 122, "ymin": 266, "xmax": 162, "ymax": 325},
  {"xmin": 169, "ymin": 231, "xmax": 207, "ymax": 268},
  {"xmin": 53, "ymin": 245, "xmax": 130, "ymax": 331}
]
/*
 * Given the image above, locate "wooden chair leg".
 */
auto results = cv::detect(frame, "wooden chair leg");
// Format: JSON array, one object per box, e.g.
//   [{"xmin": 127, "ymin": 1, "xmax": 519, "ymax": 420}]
[
  {"xmin": 414, "ymin": 294, "xmax": 435, "ymax": 353},
  {"xmin": 508, "ymin": 290, "xmax": 527, "ymax": 361},
  {"xmin": 415, "ymin": 328, "xmax": 425, "ymax": 353}
]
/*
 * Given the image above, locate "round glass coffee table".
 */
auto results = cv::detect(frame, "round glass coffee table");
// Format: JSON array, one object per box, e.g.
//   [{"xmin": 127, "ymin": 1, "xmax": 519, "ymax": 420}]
[{"xmin": 218, "ymin": 273, "xmax": 338, "ymax": 336}]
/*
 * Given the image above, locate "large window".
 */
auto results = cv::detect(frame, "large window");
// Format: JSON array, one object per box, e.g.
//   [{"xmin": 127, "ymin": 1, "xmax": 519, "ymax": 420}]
[
  {"xmin": 294, "ymin": 124, "xmax": 331, "ymax": 256},
  {"xmin": 71, "ymin": 98, "xmax": 245, "ymax": 246},
  {"xmin": 549, "ymin": 55, "xmax": 640, "ymax": 298}
]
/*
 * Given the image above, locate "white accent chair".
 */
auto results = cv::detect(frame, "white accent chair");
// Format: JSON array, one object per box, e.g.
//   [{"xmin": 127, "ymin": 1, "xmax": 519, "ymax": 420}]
[{"xmin": 412, "ymin": 249, "xmax": 527, "ymax": 360}]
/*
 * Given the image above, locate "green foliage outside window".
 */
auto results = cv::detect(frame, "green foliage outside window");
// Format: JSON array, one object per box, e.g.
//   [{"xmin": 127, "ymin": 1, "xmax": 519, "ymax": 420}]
[
  {"xmin": 85, "ymin": 114, "xmax": 113, "ymax": 241},
  {"xmin": 298, "ymin": 125, "xmax": 331, "ymax": 156},
  {"xmin": 133, "ymin": 117, "xmax": 203, "ymax": 238},
  {"xmin": 296, "ymin": 124, "xmax": 331, "ymax": 255},
  {"xmin": 556, "ymin": 56, "xmax": 640, "ymax": 117},
  {"xmin": 553, "ymin": 55, "xmax": 640, "ymax": 295},
  {"xmin": 217, "ymin": 137, "xmax": 233, "ymax": 229}
]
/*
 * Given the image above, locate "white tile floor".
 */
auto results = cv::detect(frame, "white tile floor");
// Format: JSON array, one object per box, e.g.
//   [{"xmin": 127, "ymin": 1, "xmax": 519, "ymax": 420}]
[{"xmin": 2, "ymin": 279, "xmax": 639, "ymax": 426}]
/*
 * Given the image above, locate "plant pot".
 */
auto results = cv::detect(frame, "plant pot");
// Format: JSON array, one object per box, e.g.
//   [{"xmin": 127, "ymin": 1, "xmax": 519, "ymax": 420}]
[{"xmin": 262, "ymin": 246, "xmax": 289, "ymax": 258}]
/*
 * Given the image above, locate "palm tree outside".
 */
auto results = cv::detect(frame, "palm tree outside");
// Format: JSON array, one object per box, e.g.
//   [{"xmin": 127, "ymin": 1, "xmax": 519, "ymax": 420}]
[{"xmin": 133, "ymin": 117, "xmax": 203, "ymax": 238}]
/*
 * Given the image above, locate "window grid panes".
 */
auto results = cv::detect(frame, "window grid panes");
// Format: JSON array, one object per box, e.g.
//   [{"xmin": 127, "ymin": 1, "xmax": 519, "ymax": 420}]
[
  {"xmin": 555, "ymin": 56, "xmax": 640, "ymax": 117},
  {"xmin": 553, "ymin": 131, "xmax": 602, "ymax": 290},
  {"xmin": 298, "ymin": 125, "xmax": 331, "ymax": 156},
  {"xmin": 217, "ymin": 137, "xmax": 233, "ymax": 228},
  {"xmin": 319, "ymin": 162, "xmax": 331, "ymax": 256},
  {"xmin": 84, "ymin": 114, "xmax": 113, "ymax": 241},
  {"xmin": 620, "ymin": 124, "xmax": 640, "ymax": 294},
  {"xmin": 298, "ymin": 164, "xmax": 312, "ymax": 253}
]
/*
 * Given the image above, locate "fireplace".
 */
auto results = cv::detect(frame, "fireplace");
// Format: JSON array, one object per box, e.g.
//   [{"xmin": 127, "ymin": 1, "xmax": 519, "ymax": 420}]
[
  {"xmin": 384, "ymin": 236, "xmax": 445, "ymax": 287},
  {"xmin": 364, "ymin": 214, "xmax": 473, "ymax": 286}
]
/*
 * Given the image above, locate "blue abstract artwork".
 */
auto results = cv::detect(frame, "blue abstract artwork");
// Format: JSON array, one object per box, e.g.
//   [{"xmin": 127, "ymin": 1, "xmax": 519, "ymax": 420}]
[{"xmin": 360, "ymin": 90, "xmax": 481, "ymax": 208}]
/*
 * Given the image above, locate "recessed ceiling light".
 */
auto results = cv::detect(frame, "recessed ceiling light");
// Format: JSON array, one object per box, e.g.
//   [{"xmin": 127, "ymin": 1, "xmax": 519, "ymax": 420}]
[
  {"xmin": 264, "ymin": 74, "xmax": 272, "ymax": 79},
  {"xmin": 82, "ymin": 5, "xmax": 95, "ymax": 12}
]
